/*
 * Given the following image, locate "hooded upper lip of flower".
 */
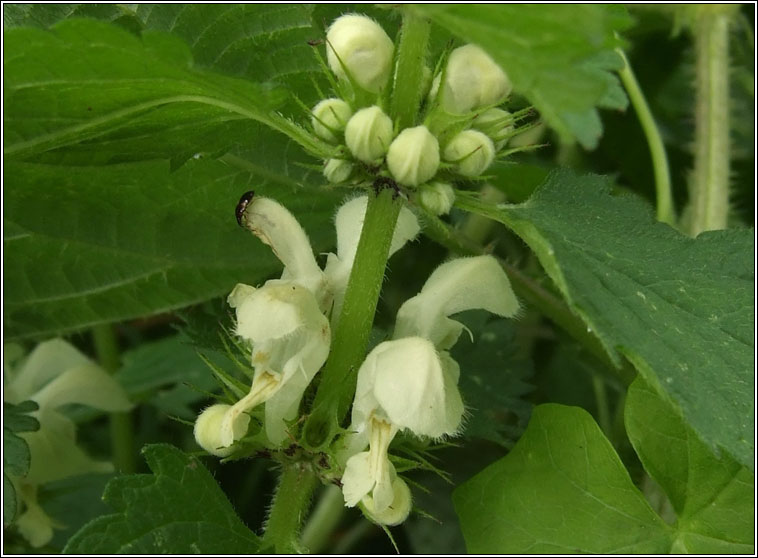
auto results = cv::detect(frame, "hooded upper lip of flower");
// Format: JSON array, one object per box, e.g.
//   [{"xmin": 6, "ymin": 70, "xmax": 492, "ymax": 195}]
[{"xmin": 340, "ymin": 255, "xmax": 520, "ymax": 518}]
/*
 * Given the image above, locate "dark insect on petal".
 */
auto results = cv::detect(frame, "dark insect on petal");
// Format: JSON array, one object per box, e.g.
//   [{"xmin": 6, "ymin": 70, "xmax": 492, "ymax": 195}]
[{"xmin": 235, "ymin": 191, "xmax": 256, "ymax": 227}]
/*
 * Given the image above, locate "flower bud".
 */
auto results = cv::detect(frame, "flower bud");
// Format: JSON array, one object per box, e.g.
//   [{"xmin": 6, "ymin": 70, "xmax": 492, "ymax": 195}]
[
  {"xmin": 194, "ymin": 404, "xmax": 250, "ymax": 457},
  {"xmin": 386, "ymin": 125, "xmax": 440, "ymax": 186},
  {"xmin": 345, "ymin": 105, "xmax": 393, "ymax": 163},
  {"xmin": 440, "ymin": 44, "xmax": 512, "ymax": 114},
  {"xmin": 443, "ymin": 129, "xmax": 496, "ymax": 177},
  {"xmin": 326, "ymin": 14, "xmax": 394, "ymax": 93},
  {"xmin": 324, "ymin": 158, "xmax": 354, "ymax": 184},
  {"xmin": 311, "ymin": 98, "xmax": 353, "ymax": 143},
  {"xmin": 417, "ymin": 181, "xmax": 455, "ymax": 215},
  {"xmin": 472, "ymin": 107, "xmax": 514, "ymax": 149}
]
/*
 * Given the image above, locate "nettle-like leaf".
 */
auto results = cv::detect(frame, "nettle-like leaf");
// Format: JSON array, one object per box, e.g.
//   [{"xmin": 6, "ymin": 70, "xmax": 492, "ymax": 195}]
[
  {"xmin": 4, "ymin": 158, "xmax": 342, "ymax": 340},
  {"xmin": 3, "ymin": 401, "xmax": 40, "ymax": 526},
  {"xmin": 454, "ymin": 404, "xmax": 673, "ymax": 553},
  {"xmin": 413, "ymin": 4, "xmax": 630, "ymax": 149},
  {"xmin": 457, "ymin": 169, "xmax": 754, "ymax": 470},
  {"xmin": 63, "ymin": 444, "xmax": 260, "ymax": 554},
  {"xmin": 625, "ymin": 378, "xmax": 754, "ymax": 554},
  {"xmin": 3, "ymin": 18, "xmax": 327, "ymax": 163}
]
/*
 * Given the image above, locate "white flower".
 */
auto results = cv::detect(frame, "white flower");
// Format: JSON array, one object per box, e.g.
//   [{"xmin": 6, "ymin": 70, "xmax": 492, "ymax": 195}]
[
  {"xmin": 340, "ymin": 256, "xmax": 520, "ymax": 523},
  {"xmin": 4, "ymin": 339, "xmax": 132, "ymax": 548},
  {"xmin": 326, "ymin": 14, "xmax": 394, "ymax": 93},
  {"xmin": 311, "ymin": 98, "xmax": 353, "ymax": 143},
  {"xmin": 386, "ymin": 125, "xmax": 440, "ymax": 186},
  {"xmin": 344, "ymin": 105, "xmax": 394, "ymax": 163},
  {"xmin": 434, "ymin": 44, "xmax": 512, "ymax": 114},
  {"xmin": 324, "ymin": 196, "xmax": 420, "ymax": 322},
  {"xmin": 223, "ymin": 282, "xmax": 330, "ymax": 446},
  {"xmin": 443, "ymin": 129, "xmax": 496, "ymax": 177}
]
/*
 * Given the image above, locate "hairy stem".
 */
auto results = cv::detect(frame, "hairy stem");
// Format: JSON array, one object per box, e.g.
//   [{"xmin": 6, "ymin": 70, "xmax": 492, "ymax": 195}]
[
  {"xmin": 688, "ymin": 6, "xmax": 736, "ymax": 236},
  {"xmin": 92, "ymin": 324, "xmax": 135, "ymax": 474},
  {"xmin": 616, "ymin": 47, "xmax": 675, "ymax": 226},
  {"xmin": 261, "ymin": 465, "xmax": 318, "ymax": 553},
  {"xmin": 303, "ymin": 188, "xmax": 402, "ymax": 448},
  {"xmin": 390, "ymin": 10, "xmax": 431, "ymax": 130},
  {"xmin": 300, "ymin": 485, "xmax": 345, "ymax": 553}
]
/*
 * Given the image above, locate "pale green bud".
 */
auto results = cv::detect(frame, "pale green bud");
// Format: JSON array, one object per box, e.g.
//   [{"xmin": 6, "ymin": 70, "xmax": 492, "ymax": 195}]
[
  {"xmin": 386, "ymin": 125, "xmax": 440, "ymax": 186},
  {"xmin": 417, "ymin": 181, "xmax": 455, "ymax": 215},
  {"xmin": 440, "ymin": 44, "xmax": 512, "ymax": 114},
  {"xmin": 311, "ymin": 98, "xmax": 353, "ymax": 143},
  {"xmin": 194, "ymin": 404, "xmax": 250, "ymax": 457},
  {"xmin": 326, "ymin": 14, "xmax": 394, "ymax": 93},
  {"xmin": 471, "ymin": 107, "xmax": 514, "ymax": 149},
  {"xmin": 443, "ymin": 129, "xmax": 496, "ymax": 177},
  {"xmin": 324, "ymin": 158, "xmax": 354, "ymax": 184},
  {"xmin": 345, "ymin": 105, "xmax": 393, "ymax": 163}
]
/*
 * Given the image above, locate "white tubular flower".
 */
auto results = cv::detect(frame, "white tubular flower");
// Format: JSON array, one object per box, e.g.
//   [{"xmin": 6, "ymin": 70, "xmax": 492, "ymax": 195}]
[
  {"xmin": 386, "ymin": 125, "xmax": 440, "ymax": 187},
  {"xmin": 311, "ymin": 98, "xmax": 353, "ymax": 143},
  {"xmin": 324, "ymin": 196, "xmax": 420, "ymax": 321},
  {"xmin": 345, "ymin": 105, "xmax": 394, "ymax": 163},
  {"xmin": 472, "ymin": 107, "xmax": 514, "ymax": 149},
  {"xmin": 394, "ymin": 255, "xmax": 520, "ymax": 349},
  {"xmin": 443, "ymin": 129, "xmax": 496, "ymax": 177},
  {"xmin": 4, "ymin": 339, "xmax": 132, "ymax": 548},
  {"xmin": 238, "ymin": 196, "xmax": 330, "ymax": 310},
  {"xmin": 326, "ymin": 14, "xmax": 394, "ymax": 93},
  {"xmin": 223, "ymin": 282, "xmax": 330, "ymax": 446},
  {"xmin": 438, "ymin": 44, "xmax": 512, "ymax": 114}
]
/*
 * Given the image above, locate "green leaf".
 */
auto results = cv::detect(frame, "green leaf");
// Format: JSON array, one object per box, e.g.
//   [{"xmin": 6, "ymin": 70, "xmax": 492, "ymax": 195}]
[
  {"xmin": 3, "ymin": 158, "xmax": 342, "ymax": 339},
  {"xmin": 413, "ymin": 4, "xmax": 630, "ymax": 148},
  {"xmin": 625, "ymin": 378, "xmax": 754, "ymax": 554},
  {"xmin": 3, "ymin": 18, "xmax": 328, "ymax": 162},
  {"xmin": 456, "ymin": 168, "xmax": 754, "ymax": 470},
  {"xmin": 3, "ymin": 401, "xmax": 40, "ymax": 526},
  {"xmin": 453, "ymin": 404, "xmax": 672, "ymax": 553},
  {"xmin": 451, "ymin": 312, "xmax": 533, "ymax": 448},
  {"xmin": 63, "ymin": 444, "xmax": 260, "ymax": 554}
]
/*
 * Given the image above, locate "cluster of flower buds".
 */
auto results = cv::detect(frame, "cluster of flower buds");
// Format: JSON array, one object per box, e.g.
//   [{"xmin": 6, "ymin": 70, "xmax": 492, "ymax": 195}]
[{"xmin": 313, "ymin": 13, "xmax": 521, "ymax": 217}]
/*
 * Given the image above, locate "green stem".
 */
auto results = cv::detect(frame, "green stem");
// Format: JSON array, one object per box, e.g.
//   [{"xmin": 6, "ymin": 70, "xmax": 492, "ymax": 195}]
[
  {"xmin": 591, "ymin": 374, "xmax": 612, "ymax": 439},
  {"xmin": 92, "ymin": 324, "xmax": 135, "ymax": 474},
  {"xmin": 688, "ymin": 6, "xmax": 735, "ymax": 236},
  {"xmin": 261, "ymin": 465, "xmax": 318, "ymax": 553},
  {"xmin": 303, "ymin": 188, "xmax": 402, "ymax": 448},
  {"xmin": 300, "ymin": 485, "xmax": 345, "ymax": 553},
  {"xmin": 390, "ymin": 10, "xmax": 431, "ymax": 130},
  {"xmin": 616, "ymin": 46, "xmax": 675, "ymax": 226}
]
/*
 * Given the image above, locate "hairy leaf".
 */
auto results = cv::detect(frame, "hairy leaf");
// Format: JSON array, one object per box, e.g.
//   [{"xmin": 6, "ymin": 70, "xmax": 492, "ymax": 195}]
[
  {"xmin": 413, "ymin": 4, "xmax": 630, "ymax": 148},
  {"xmin": 63, "ymin": 444, "xmax": 260, "ymax": 553},
  {"xmin": 3, "ymin": 401, "xmax": 40, "ymax": 526},
  {"xmin": 626, "ymin": 378, "xmax": 754, "ymax": 554},
  {"xmin": 453, "ymin": 404, "xmax": 673, "ymax": 553},
  {"xmin": 457, "ymin": 169, "xmax": 754, "ymax": 470},
  {"xmin": 4, "ymin": 158, "xmax": 342, "ymax": 339}
]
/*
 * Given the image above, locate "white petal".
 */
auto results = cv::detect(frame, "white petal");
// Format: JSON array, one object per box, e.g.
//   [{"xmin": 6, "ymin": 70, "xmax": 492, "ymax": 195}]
[
  {"xmin": 6, "ymin": 339, "xmax": 91, "ymax": 403},
  {"xmin": 394, "ymin": 255, "xmax": 519, "ymax": 348},
  {"xmin": 362, "ymin": 476, "xmax": 412, "ymax": 526},
  {"xmin": 341, "ymin": 451, "xmax": 375, "ymax": 507},
  {"xmin": 31, "ymin": 363, "xmax": 131, "ymax": 412}
]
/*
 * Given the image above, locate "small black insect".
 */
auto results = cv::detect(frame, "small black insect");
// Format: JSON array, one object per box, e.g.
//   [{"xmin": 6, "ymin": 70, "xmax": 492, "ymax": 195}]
[
  {"xmin": 372, "ymin": 176, "xmax": 401, "ymax": 198},
  {"xmin": 235, "ymin": 190, "xmax": 255, "ymax": 227}
]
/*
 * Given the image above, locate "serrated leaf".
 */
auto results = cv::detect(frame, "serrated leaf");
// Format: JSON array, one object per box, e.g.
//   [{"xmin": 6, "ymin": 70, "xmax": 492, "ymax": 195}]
[
  {"xmin": 3, "ymin": 18, "xmax": 328, "ymax": 162},
  {"xmin": 4, "ymin": 401, "xmax": 40, "ymax": 526},
  {"xmin": 456, "ymin": 168, "xmax": 754, "ymax": 470},
  {"xmin": 625, "ymin": 378, "xmax": 754, "ymax": 554},
  {"xmin": 453, "ymin": 404, "xmax": 673, "ymax": 553},
  {"xmin": 413, "ymin": 4, "xmax": 630, "ymax": 149},
  {"xmin": 63, "ymin": 444, "xmax": 260, "ymax": 554},
  {"xmin": 4, "ymin": 158, "xmax": 342, "ymax": 339}
]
